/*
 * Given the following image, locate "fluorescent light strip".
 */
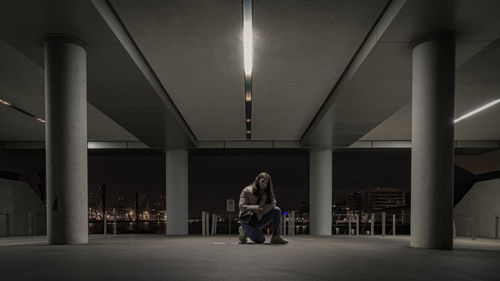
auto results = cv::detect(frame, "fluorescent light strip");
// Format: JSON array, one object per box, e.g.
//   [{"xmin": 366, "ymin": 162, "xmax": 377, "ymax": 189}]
[
  {"xmin": 0, "ymin": 97, "xmax": 46, "ymax": 123},
  {"xmin": 0, "ymin": 98, "xmax": 11, "ymax": 106},
  {"xmin": 243, "ymin": 0, "xmax": 253, "ymax": 140},
  {"xmin": 454, "ymin": 98, "xmax": 500, "ymax": 124},
  {"xmin": 243, "ymin": 0, "xmax": 253, "ymax": 77}
]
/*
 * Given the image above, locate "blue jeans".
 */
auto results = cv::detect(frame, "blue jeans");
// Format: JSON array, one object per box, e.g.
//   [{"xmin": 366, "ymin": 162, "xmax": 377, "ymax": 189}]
[{"xmin": 241, "ymin": 207, "xmax": 281, "ymax": 243}]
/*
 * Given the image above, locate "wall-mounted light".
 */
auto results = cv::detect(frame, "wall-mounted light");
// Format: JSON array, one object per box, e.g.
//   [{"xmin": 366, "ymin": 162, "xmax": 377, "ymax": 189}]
[
  {"xmin": 246, "ymin": 118, "xmax": 251, "ymax": 123},
  {"xmin": 454, "ymin": 98, "xmax": 500, "ymax": 124}
]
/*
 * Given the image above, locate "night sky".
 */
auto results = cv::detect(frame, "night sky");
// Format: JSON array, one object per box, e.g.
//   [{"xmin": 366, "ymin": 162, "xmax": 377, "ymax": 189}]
[{"xmin": 11, "ymin": 149, "xmax": 413, "ymax": 218}]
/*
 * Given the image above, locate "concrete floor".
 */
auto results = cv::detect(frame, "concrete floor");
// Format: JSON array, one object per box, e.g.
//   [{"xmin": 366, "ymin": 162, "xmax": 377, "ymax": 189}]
[{"xmin": 1, "ymin": 235, "xmax": 499, "ymax": 281}]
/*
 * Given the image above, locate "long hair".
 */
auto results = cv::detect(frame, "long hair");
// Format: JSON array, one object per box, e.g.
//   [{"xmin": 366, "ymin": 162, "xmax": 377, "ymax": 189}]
[{"xmin": 252, "ymin": 172, "xmax": 276, "ymax": 204}]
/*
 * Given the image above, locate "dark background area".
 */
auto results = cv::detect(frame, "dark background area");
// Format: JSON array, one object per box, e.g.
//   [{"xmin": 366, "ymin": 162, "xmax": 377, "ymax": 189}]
[{"xmin": 1, "ymin": 148, "xmax": 417, "ymax": 217}]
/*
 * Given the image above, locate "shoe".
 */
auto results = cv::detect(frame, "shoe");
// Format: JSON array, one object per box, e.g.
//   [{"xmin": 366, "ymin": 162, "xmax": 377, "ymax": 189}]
[
  {"xmin": 239, "ymin": 226, "xmax": 247, "ymax": 244},
  {"xmin": 271, "ymin": 235, "xmax": 288, "ymax": 244}
]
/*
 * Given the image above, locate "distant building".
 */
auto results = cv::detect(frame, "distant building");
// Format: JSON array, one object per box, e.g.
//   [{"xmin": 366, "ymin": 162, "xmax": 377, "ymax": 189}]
[{"xmin": 347, "ymin": 187, "xmax": 406, "ymax": 212}]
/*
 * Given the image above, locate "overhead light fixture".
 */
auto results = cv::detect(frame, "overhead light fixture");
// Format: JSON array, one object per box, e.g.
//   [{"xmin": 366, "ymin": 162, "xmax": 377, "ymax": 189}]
[
  {"xmin": 0, "ymin": 97, "xmax": 46, "ymax": 123},
  {"xmin": 243, "ymin": 0, "xmax": 253, "ymax": 140},
  {"xmin": 454, "ymin": 98, "xmax": 500, "ymax": 124},
  {"xmin": 243, "ymin": 0, "xmax": 253, "ymax": 77},
  {"xmin": 0, "ymin": 98, "xmax": 11, "ymax": 106}
]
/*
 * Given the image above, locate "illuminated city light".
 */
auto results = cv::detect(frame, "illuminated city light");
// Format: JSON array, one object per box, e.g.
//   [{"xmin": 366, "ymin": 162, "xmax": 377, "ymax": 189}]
[{"xmin": 454, "ymin": 98, "xmax": 500, "ymax": 123}]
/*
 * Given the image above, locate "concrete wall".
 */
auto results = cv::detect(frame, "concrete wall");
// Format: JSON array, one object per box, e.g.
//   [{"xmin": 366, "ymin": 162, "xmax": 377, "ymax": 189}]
[
  {"xmin": 455, "ymin": 149, "xmax": 500, "ymax": 174},
  {"xmin": 0, "ymin": 178, "xmax": 46, "ymax": 236},
  {"xmin": 454, "ymin": 178, "xmax": 500, "ymax": 238}
]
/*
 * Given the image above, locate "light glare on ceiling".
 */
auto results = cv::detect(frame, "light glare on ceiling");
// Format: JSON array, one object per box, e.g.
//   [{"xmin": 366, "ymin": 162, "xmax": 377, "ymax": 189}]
[{"xmin": 454, "ymin": 98, "xmax": 500, "ymax": 124}]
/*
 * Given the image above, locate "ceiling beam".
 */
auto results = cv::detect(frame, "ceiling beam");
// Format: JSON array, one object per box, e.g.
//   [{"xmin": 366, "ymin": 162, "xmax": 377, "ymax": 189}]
[
  {"xmin": 300, "ymin": 0, "xmax": 406, "ymax": 146},
  {"xmin": 91, "ymin": 0, "xmax": 198, "ymax": 146}
]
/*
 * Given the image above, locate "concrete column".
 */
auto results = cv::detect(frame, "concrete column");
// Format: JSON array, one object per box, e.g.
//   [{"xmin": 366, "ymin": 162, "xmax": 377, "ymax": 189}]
[
  {"xmin": 166, "ymin": 149, "xmax": 188, "ymax": 235},
  {"xmin": 309, "ymin": 149, "xmax": 332, "ymax": 235},
  {"xmin": 410, "ymin": 31, "xmax": 455, "ymax": 250},
  {"xmin": 45, "ymin": 34, "xmax": 88, "ymax": 245}
]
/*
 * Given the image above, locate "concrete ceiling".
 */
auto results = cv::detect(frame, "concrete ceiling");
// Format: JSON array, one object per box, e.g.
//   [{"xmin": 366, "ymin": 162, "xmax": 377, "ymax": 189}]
[
  {"xmin": 362, "ymin": 38, "xmax": 500, "ymax": 141},
  {"xmin": 361, "ymin": 0, "xmax": 500, "ymax": 142},
  {"xmin": 1, "ymin": 0, "xmax": 500, "ymax": 149},
  {"xmin": 0, "ymin": 0, "xmax": 194, "ymax": 148},
  {"xmin": 305, "ymin": 0, "xmax": 500, "ymax": 147},
  {"xmin": 0, "ymin": 38, "xmax": 138, "ymax": 142},
  {"xmin": 110, "ymin": 0, "xmax": 389, "ymax": 141}
]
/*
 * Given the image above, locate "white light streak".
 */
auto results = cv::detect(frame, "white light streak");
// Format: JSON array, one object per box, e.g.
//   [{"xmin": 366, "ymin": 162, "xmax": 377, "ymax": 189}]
[
  {"xmin": 454, "ymin": 98, "xmax": 500, "ymax": 124},
  {"xmin": 35, "ymin": 117, "xmax": 46, "ymax": 123},
  {"xmin": 0, "ymin": 98, "xmax": 11, "ymax": 106},
  {"xmin": 243, "ymin": 0, "xmax": 253, "ymax": 76}
]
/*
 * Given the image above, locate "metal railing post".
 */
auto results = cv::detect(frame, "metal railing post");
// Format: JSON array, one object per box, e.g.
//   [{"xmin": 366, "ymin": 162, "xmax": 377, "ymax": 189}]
[
  {"xmin": 392, "ymin": 214, "xmax": 396, "ymax": 236},
  {"xmin": 356, "ymin": 214, "xmax": 359, "ymax": 236},
  {"xmin": 382, "ymin": 212, "xmax": 386, "ymax": 237},
  {"xmin": 371, "ymin": 213, "xmax": 375, "ymax": 236},
  {"xmin": 202, "ymin": 211, "xmax": 206, "ymax": 236},
  {"xmin": 205, "ymin": 212, "xmax": 210, "ymax": 235},
  {"xmin": 202, "ymin": 212, "xmax": 205, "ymax": 236},
  {"xmin": 348, "ymin": 215, "xmax": 352, "ymax": 236}
]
